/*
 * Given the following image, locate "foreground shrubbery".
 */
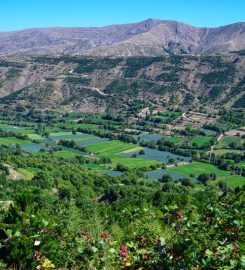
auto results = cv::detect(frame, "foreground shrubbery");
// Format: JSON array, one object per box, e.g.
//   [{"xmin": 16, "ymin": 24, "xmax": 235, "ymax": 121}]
[
  {"xmin": 0, "ymin": 189, "xmax": 244, "ymax": 269},
  {"xmin": 0, "ymin": 148, "xmax": 244, "ymax": 269}
]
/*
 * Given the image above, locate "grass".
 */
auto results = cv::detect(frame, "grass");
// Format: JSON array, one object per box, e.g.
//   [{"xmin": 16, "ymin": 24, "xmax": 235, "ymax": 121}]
[
  {"xmin": 188, "ymin": 136, "xmax": 212, "ymax": 147},
  {"xmin": 0, "ymin": 137, "xmax": 31, "ymax": 145},
  {"xmin": 165, "ymin": 137, "xmax": 182, "ymax": 144},
  {"xmin": 216, "ymin": 175, "xmax": 245, "ymax": 188},
  {"xmin": 27, "ymin": 134, "xmax": 45, "ymax": 140},
  {"xmin": 110, "ymin": 156, "xmax": 160, "ymax": 168},
  {"xmin": 54, "ymin": 151, "xmax": 83, "ymax": 158},
  {"xmin": 119, "ymin": 146, "xmax": 143, "ymax": 154},
  {"xmin": 212, "ymin": 149, "xmax": 242, "ymax": 155},
  {"xmin": 11, "ymin": 129, "xmax": 35, "ymax": 135},
  {"xmin": 74, "ymin": 136, "xmax": 99, "ymax": 141},
  {"xmin": 56, "ymin": 123, "xmax": 101, "ymax": 130},
  {"xmin": 152, "ymin": 115, "xmax": 168, "ymax": 121},
  {"xmin": 85, "ymin": 140, "xmax": 159, "ymax": 169},
  {"xmin": 168, "ymin": 162, "xmax": 229, "ymax": 177},
  {"xmin": 160, "ymin": 110, "xmax": 182, "ymax": 117},
  {"xmin": 49, "ymin": 131, "xmax": 79, "ymax": 136},
  {"xmin": 17, "ymin": 168, "xmax": 34, "ymax": 180},
  {"xmin": 85, "ymin": 140, "xmax": 138, "ymax": 155},
  {"xmin": 217, "ymin": 136, "xmax": 243, "ymax": 149}
]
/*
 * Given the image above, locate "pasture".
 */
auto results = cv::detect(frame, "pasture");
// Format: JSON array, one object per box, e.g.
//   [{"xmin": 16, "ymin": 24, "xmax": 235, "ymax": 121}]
[
  {"xmin": 168, "ymin": 162, "xmax": 229, "ymax": 177},
  {"xmin": 188, "ymin": 136, "xmax": 212, "ymax": 147},
  {"xmin": 85, "ymin": 140, "xmax": 138, "ymax": 155},
  {"xmin": 0, "ymin": 137, "xmax": 31, "ymax": 145},
  {"xmin": 217, "ymin": 136, "xmax": 243, "ymax": 148}
]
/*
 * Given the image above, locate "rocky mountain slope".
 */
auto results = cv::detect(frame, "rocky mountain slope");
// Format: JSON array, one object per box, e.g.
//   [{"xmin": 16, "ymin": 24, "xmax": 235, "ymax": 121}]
[
  {"xmin": 0, "ymin": 51, "xmax": 244, "ymax": 112},
  {"xmin": 0, "ymin": 19, "xmax": 244, "ymax": 56}
]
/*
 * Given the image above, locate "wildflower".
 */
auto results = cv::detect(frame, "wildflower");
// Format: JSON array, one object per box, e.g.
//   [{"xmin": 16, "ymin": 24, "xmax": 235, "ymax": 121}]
[
  {"xmin": 176, "ymin": 211, "xmax": 183, "ymax": 219},
  {"xmin": 119, "ymin": 245, "xmax": 129, "ymax": 257},
  {"xmin": 101, "ymin": 232, "xmax": 109, "ymax": 239},
  {"xmin": 140, "ymin": 236, "xmax": 147, "ymax": 246},
  {"xmin": 78, "ymin": 230, "xmax": 91, "ymax": 240}
]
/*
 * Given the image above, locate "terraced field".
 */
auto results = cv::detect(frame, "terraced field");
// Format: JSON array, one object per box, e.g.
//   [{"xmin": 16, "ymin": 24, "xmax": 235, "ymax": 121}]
[
  {"xmin": 133, "ymin": 133, "xmax": 166, "ymax": 142},
  {"xmin": 144, "ymin": 169, "xmax": 196, "ymax": 181},
  {"xmin": 120, "ymin": 147, "xmax": 190, "ymax": 163},
  {"xmin": 0, "ymin": 137, "xmax": 31, "ymax": 145},
  {"xmin": 188, "ymin": 136, "xmax": 213, "ymax": 147},
  {"xmin": 217, "ymin": 136, "xmax": 244, "ymax": 148},
  {"xmin": 215, "ymin": 175, "xmax": 245, "ymax": 188},
  {"xmin": 168, "ymin": 162, "xmax": 229, "ymax": 177},
  {"xmin": 85, "ymin": 140, "xmax": 139, "ymax": 155}
]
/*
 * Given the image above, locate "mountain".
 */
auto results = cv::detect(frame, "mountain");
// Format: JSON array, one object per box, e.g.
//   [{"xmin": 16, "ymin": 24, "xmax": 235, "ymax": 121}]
[
  {"xmin": 0, "ymin": 19, "xmax": 244, "ymax": 56},
  {"xmin": 0, "ymin": 52, "xmax": 244, "ymax": 112}
]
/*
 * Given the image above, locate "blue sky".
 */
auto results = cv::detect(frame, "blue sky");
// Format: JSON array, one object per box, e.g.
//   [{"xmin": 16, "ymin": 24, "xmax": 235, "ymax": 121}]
[{"xmin": 1, "ymin": 0, "xmax": 244, "ymax": 31}]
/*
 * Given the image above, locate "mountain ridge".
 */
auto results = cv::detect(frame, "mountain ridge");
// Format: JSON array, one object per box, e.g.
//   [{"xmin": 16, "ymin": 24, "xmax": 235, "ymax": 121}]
[{"xmin": 0, "ymin": 19, "xmax": 244, "ymax": 56}]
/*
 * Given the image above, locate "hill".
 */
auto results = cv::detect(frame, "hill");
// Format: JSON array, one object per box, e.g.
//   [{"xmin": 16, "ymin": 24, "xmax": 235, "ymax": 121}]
[
  {"xmin": 0, "ymin": 19, "xmax": 244, "ymax": 56},
  {"xmin": 0, "ymin": 51, "xmax": 244, "ymax": 112}
]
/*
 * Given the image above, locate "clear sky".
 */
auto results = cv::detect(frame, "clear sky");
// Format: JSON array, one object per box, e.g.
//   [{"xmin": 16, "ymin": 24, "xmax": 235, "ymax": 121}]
[{"xmin": 0, "ymin": 0, "xmax": 244, "ymax": 32}]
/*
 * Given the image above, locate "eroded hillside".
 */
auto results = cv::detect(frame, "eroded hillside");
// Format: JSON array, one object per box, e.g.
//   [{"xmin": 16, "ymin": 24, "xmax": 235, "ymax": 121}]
[{"xmin": 0, "ymin": 51, "xmax": 244, "ymax": 112}]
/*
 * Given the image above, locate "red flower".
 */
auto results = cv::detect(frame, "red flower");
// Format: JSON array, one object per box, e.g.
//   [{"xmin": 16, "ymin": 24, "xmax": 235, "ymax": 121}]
[
  {"xmin": 78, "ymin": 230, "xmax": 91, "ymax": 240},
  {"xmin": 176, "ymin": 211, "xmax": 183, "ymax": 219},
  {"xmin": 101, "ymin": 232, "xmax": 109, "ymax": 239},
  {"xmin": 119, "ymin": 245, "xmax": 129, "ymax": 257},
  {"xmin": 140, "ymin": 236, "xmax": 147, "ymax": 246}
]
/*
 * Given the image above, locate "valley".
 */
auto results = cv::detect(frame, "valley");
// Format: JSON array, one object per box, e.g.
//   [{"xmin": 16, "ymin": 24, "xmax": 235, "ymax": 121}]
[
  {"xmin": 0, "ymin": 17, "xmax": 244, "ymax": 270},
  {"xmin": 0, "ymin": 107, "xmax": 244, "ymax": 187}
]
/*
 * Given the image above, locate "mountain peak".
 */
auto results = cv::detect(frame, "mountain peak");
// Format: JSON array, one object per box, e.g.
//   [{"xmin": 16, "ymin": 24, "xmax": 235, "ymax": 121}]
[{"xmin": 0, "ymin": 19, "xmax": 244, "ymax": 56}]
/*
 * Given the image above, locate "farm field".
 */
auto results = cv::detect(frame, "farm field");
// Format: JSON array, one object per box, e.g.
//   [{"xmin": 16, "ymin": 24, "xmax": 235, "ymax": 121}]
[
  {"xmin": 75, "ymin": 137, "xmax": 109, "ymax": 147},
  {"xmin": 85, "ymin": 140, "xmax": 138, "ymax": 155},
  {"xmin": 168, "ymin": 162, "xmax": 229, "ymax": 178},
  {"xmin": 0, "ymin": 110, "xmax": 243, "ymax": 190},
  {"xmin": 0, "ymin": 137, "xmax": 31, "ymax": 145},
  {"xmin": 215, "ymin": 175, "xmax": 245, "ymax": 188},
  {"xmin": 217, "ymin": 136, "xmax": 244, "ymax": 148},
  {"xmin": 56, "ymin": 123, "xmax": 102, "ymax": 130},
  {"xmin": 49, "ymin": 131, "xmax": 94, "ymax": 140},
  {"xmin": 144, "ymin": 169, "xmax": 196, "ymax": 181},
  {"xmin": 54, "ymin": 150, "xmax": 84, "ymax": 158},
  {"xmin": 133, "ymin": 133, "xmax": 166, "ymax": 142},
  {"xmin": 212, "ymin": 149, "xmax": 243, "ymax": 155},
  {"xmin": 121, "ymin": 147, "xmax": 190, "ymax": 163},
  {"xmin": 109, "ymin": 156, "xmax": 160, "ymax": 168},
  {"xmin": 164, "ymin": 137, "xmax": 183, "ymax": 144},
  {"xmin": 188, "ymin": 136, "xmax": 212, "ymax": 147},
  {"xmin": 27, "ymin": 133, "xmax": 45, "ymax": 140}
]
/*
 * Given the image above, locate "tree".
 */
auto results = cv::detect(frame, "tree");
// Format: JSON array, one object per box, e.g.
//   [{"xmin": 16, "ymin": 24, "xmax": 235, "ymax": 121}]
[
  {"xmin": 198, "ymin": 173, "xmax": 210, "ymax": 185},
  {"xmin": 139, "ymin": 149, "xmax": 145, "ymax": 155},
  {"xmin": 181, "ymin": 178, "xmax": 194, "ymax": 187},
  {"xmin": 160, "ymin": 174, "xmax": 173, "ymax": 183}
]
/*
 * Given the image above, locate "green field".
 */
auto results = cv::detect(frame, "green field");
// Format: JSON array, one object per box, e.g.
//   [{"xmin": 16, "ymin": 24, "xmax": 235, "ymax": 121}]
[
  {"xmin": 110, "ymin": 156, "xmax": 160, "ymax": 168},
  {"xmin": 27, "ymin": 133, "xmax": 45, "ymax": 140},
  {"xmin": 85, "ymin": 140, "xmax": 138, "ymax": 155},
  {"xmin": 217, "ymin": 136, "xmax": 243, "ymax": 148},
  {"xmin": 56, "ymin": 123, "xmax": 101, "ymax": 130},
  {"xmin": 54, "ymin": 151, "xmax": 83, "ymax": 158},
  {"xmin": 85, "ymin": 140, "xmax": 159, "ymax": 168},
  {"xmin": 216, "ymin": 175, "xmax": 245, "ymax": 188},
  {"xmin": 168, "ymin": 162, "xmax": 229, "ymax": 177},
  {"xmin": 212, "ymin": 149, "xmax": 242, "ymax": 155},
  {"xmin": 10, "ymin": 129, "xmax": 35, "ymax": 135},
  {"xmin": 160, "ymin": 110, "xmax": 182, "ymax": 117},
  {"xmin": 49, "ymin": 131, "xmax": 78, "ymax": 136},
  {"xmin": 0, "ymin": 137, "xmax": 31, "ymax": 145},
  {"xmin": 74, "ymin": 136, "xmax": 99, "ymax": 141},
  {"xmin": 188, "ymin": 136, "xmax": 212, "ymax": 147},
  {"xmin": 165, "ymin": 137, "xmax": 182, "ymax": 144}
]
